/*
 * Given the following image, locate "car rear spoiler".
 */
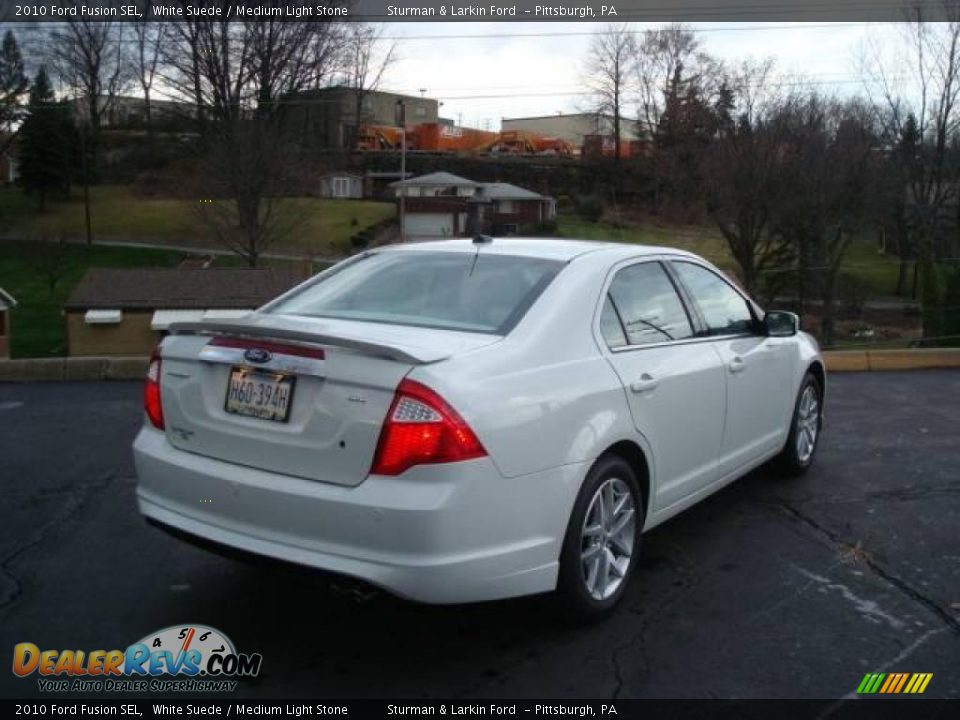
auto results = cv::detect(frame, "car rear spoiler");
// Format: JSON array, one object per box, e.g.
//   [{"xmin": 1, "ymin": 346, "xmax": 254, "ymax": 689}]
[{"xmin": 168, "ymin": 320, "xmax": 430, "ymax": 365}]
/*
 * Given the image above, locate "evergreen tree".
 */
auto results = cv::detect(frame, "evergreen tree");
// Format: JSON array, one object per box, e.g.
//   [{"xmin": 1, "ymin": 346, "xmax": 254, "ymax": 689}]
[
  {"xmin": 0, "ymin": 30, "xmax": 28, "ymax": 145},
  {"xmin": 19, "ymin": 67, "xmax": 78, "ymax": 207}
]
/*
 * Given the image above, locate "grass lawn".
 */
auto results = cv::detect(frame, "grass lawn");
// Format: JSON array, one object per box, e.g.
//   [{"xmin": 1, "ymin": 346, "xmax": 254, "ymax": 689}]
[
  {"xmin": 557, "ymin": 214, "xmax": 906, "ymax": 298},
  {"xmin": 557, "ymin": 215, "xmax": 733, "ymax": 270},
  {"xmin": 0, "ymin": 243, "xmax": 188, "ymax": 358},
  {"xmin": 0, "ymin": 186, "xmax": 395, "ymax": 257}
]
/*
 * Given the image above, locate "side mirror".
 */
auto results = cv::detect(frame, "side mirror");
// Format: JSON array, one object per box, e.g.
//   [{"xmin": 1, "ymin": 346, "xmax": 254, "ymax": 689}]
[{"xmin": 764, "ymin": 310, "xmax": 799, "ymax": 337}]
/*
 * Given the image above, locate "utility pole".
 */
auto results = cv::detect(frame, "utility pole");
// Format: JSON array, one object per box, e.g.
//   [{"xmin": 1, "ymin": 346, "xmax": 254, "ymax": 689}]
[{"xmin": 397, "ymin": 99, "xmax": 406, "ymax": 244}]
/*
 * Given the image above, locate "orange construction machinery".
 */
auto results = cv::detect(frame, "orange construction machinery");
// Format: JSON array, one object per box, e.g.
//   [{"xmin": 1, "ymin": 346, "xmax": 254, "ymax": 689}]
[
  {"xmin": 355, "ymin": 124, "xmax": 407, "ymax": 151},
  {"xmin": 581, "ymin": 134, "xmax": 652, "ymax": 160},
  {"xmin": 413, "ymin": 123, "xmax": 499, "ymax": 152},
  {"xmin": 355, "ymin": 123, "xmax": 575, "ymax": 156},
  {"xmin": 481, "ymin": 130, "xmax": 575, "ymax": 156}
]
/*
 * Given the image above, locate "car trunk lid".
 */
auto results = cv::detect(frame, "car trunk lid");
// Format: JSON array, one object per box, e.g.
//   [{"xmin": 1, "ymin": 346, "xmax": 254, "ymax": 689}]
[{"xmin": 157, "ymin": 314, "xmax": 499, "ymax": 486}]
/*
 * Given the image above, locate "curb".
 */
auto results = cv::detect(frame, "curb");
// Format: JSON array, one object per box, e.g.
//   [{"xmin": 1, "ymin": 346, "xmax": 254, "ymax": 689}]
[
  {"xmin": 823, "ymin": 348, "xmax": 960, "ymax": 372},
  {"xmin": 0, "ymin": 356, "xmax": 148, "ymax": 382},
  {"xmin": 1, "ymin": 350, "xmax": 958, "ymax": 382}
]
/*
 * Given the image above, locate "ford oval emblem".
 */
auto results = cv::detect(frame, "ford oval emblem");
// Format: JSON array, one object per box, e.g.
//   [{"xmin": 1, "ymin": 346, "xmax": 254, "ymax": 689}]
[{"xmin": 244, "ymin": 348, "xmax": 272, "ymax": 364}]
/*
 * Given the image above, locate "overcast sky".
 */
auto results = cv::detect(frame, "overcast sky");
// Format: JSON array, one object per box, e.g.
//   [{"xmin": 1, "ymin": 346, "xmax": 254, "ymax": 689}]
[{"xmin": 380, "ymin": 22, "xmax": 895, "ymax": 129}]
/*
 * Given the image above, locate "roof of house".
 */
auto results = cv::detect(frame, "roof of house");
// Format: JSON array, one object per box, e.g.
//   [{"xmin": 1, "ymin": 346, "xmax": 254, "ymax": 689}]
[
  {"xmin": 322, "ymin": 171, "xmax": 362, "ymax": 179},
  {"xmin": 475, "ymin": 183, "xmax": 548, "ymax": 201},
  {"xmin": 65, "ymin": 267, "xmax": 308, "ymax": 311},
  {"xmin": 0, "ymin": 287, "xmax": 16, "ymax": 308},
  {"xmin": 390, "ymin": 172, "xmax": 478, "ymax": 188},
  {"xmin": 501, "ymin": 112, "xmax": 617, "ymax": 121}
]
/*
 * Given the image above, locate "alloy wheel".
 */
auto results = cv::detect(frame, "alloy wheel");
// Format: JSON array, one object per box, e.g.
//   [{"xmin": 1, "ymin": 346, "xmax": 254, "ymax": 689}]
[
  {"xmin": 796, "ymin": 385, "xmax": 820, "ymax": 464},
  {"xmin": 580, "ymin": 477, "xmax": 636, "ymax": 601}
]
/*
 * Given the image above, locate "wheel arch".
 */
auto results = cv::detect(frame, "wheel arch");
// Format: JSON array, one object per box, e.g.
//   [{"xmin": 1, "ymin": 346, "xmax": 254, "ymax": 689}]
[
  {"xmin": 599, "ymin": 440, "xmax": 651, "ymax": 522},
  {"xmin": 807, "ymin": 360, "xmax": 826, "ymax": 402}
]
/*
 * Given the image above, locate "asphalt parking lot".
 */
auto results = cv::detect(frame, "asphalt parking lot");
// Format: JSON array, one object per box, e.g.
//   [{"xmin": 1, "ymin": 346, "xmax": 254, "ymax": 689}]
[{"xmin": 1, "ymin": 371, "xmax": 958, "ymax": 700}]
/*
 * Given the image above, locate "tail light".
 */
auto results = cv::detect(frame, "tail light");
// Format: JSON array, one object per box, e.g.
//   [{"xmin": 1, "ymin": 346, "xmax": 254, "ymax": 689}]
[
  {"xmin": 144, "ymin": 345, "xmax": 164, "ymax": 429},
  {"xmin": 371, "ymin": 379, "xmax": 486, "ymax": 476}
]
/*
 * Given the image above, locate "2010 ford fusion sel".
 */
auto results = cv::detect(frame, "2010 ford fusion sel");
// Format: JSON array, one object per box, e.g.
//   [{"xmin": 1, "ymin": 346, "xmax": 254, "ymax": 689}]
[{"xmin": 134, "ymin": 237, "xmax": 824, "ymax": 616}]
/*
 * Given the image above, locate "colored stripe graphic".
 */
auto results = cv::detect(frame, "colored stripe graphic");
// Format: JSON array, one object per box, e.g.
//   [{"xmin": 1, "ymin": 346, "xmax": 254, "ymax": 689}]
[
  {"xmin": 858, "ymin": 672, "xmax": 932, "ymax": 694},
  {"xmin": 892, "ymin": 673, "xmax": 910, "ymax": 693},
  {"xmin": 913, "ymin": 673, "xmax": 933, "ymax": 694},
  {"xmin": 857, "ymin": 673, "xmax": 885, "ymax": 694}
]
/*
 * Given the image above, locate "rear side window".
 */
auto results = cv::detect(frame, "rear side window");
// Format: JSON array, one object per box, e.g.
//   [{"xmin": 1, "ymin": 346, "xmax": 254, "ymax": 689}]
[
  {"xmin": 607, "ymin": 262, "xmax": 694, "ymax": 346},
  {"xmin": 600, "ymin": 296, "xmax": 628, "ymax": 348},
  {"xmin": 672, "ymin": 261, "xmax": 755, "ymax": 336},
  {"xmin": 267, "ymin": 251, "xmax": 564, "ymax": 335}
]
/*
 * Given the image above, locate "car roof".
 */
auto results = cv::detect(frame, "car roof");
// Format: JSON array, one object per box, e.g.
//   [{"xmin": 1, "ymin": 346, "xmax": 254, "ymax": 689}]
[{"xmin": 379, "ymin": 237, "xmax": 700, "ymax": 263}]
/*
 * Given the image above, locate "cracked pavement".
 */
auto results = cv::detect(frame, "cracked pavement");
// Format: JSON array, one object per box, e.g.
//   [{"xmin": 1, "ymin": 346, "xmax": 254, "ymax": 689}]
[{"xmin": 1, "ymin": 372, "xmax": 958, "ymax": 699}]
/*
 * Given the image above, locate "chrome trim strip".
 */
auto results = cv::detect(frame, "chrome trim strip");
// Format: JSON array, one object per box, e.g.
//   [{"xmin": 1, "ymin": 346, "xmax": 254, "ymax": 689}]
[{"xmin": 197, "ymin": 345, "xmax": 326, "ymax": 377}]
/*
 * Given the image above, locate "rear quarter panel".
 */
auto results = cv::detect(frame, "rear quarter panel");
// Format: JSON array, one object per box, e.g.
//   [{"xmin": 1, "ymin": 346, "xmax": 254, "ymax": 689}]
[{"xmin": 412, "ymin": 252, "xmax": 641, "ymax": 480}]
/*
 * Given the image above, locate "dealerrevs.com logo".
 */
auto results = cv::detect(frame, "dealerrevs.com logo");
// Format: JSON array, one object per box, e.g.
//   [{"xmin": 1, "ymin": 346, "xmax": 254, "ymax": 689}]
[{"xmin": 12, "ymin": 624, "xmax": 262, "ymax": 693}]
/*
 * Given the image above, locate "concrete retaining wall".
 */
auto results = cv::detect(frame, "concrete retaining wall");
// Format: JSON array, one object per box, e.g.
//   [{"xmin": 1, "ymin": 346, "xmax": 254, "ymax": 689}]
[
  {"xmin": 823, "ymin": 348, "xmax": 960, "ymax": 372},
  {"xmin": 0, "ymin": 356, "xmax": 148, "ymax": 382}
]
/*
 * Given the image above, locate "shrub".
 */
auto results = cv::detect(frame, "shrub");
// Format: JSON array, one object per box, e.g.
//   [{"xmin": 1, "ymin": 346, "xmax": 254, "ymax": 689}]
[{"xmin": 574, "ymin": 194, "xmax": 604, "ymax": 223}]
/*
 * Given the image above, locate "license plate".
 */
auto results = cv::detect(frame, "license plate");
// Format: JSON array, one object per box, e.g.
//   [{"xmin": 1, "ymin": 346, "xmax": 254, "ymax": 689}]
[{"xmin": 224, "ymin": 367, "xmax": 296, "ymax": 423}]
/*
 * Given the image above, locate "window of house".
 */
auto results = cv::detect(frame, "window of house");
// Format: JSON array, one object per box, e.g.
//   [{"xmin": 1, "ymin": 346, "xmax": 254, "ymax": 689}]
[
  {"xmin": 0, "ymin": 311, "xmax": 5, "ymax": 336},
  {"xmin": 607, "ymin": 262, "xmax": 694, "ymax": 346},
  {"xmin": 333, "ymin": 177, "xmax": 351, "ymax": 197},
  {"xmin": 415, "ymin": 105, "xmax": 427, "ymax": 118},
  {"xmin": 497, "ymin": 200, "xmax": 516, "ymax": 214},
  {"xmin": 671, "ymin": 261, "xmax": 756, "ymax": 336}
]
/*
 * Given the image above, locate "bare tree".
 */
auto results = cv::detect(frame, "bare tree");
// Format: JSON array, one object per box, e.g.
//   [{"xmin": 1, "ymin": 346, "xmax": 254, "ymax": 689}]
[
  {"xmin": 0, "ymin": 30, "xmax": 29, "ymax": 154},
  {"xmin": 132, "ymin": 20, "xmax": 167, "ymax": 128},
  {"xmin": 158, "ymin": 4, "xmax": 345, "ymax": 263},
  {"xmin": 774, "ymin": 95, "xmax": 879, "ymax": 345},
  {"xmin": 194, "ymin": 124, "xmax": 308, "ymax": 266},
  {"xmin": 634, "ymin": 23, "xmax": 720, "ymax": 145},
  {"xmin": 701, "ymin": 66, "xmax": 792, "ymax": 301},
  {"xmin": 17, "ymin": 236, "xmax": 73, "ymax": 298},
  {"xmin": 160, "ymin": 7, "xmax": 344, "ymax": 129},
  {"xmin": 48, "ymin": 13, "xmax": 131, "ymax": 137},
  {"xmin": 860, "ymin": 2, "xmax": 960, "ymax": 336},
  {"xmin": 339, "ymin": 23, "xmax": 396, "ymax": 148},
  {"xmin": 582, "ymin": 24, "xmax": 636, "ymax": 163}
]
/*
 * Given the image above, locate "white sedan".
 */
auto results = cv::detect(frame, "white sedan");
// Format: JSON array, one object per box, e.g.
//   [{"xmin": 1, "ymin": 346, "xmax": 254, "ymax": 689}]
[{"xmin": 134, "ymin": 238, "xmax": 824, "ymax": 616}]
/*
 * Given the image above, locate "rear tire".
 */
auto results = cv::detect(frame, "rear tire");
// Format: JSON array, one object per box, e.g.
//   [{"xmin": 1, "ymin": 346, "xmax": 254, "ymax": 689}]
[
  {"xmin": 556, "ymin": 455, "xmax": 644, "ymax": 620},
  {"xmin": 776, "ymin": 371, "xmax": 822, "ymax": 476}
]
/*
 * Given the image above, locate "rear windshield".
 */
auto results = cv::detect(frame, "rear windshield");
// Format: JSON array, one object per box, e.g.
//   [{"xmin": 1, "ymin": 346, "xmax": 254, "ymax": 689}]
[{"xmin": 267, "ymin": 251, "xmax": 565, "ymax": 334}]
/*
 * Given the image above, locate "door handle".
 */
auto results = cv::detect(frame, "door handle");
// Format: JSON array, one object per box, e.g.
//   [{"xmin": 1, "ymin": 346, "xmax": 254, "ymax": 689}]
[
  {"xmin": 630, "ymin": 374, "xmax": 659, "ymax": 393},
  {"xmin": 728, "ymin": 356, "xmax": 746, "ymax": 374}
]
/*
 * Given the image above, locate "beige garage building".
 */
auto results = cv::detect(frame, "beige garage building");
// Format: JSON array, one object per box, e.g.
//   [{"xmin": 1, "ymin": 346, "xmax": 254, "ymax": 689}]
[{"xmin": 64, "ymin": 266, "xmax": 308, "ymax": 357}]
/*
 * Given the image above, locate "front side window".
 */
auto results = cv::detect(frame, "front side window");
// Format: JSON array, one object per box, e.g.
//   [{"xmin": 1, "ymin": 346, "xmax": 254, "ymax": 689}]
[
  {"xmin": 672, "ymin": 261, "xmax": 755, "ymax": 336},
  {"xmin": 268, "ymin": 251, "xmax": 564, "ymax": 335},
  {"xmin": 607, "ymin": 262, "xmax": 693, "ymax": 346}
]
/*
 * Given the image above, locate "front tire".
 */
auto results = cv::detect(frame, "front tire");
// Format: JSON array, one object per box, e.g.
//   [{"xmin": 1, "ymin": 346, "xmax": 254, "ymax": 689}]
[
  {"xmin": 776, "ymin": 371, "xmax": 822, "ymax": 476},
  {"xmin": 557, "ymin": 455, "xmax": 644, "ymax": 619}
]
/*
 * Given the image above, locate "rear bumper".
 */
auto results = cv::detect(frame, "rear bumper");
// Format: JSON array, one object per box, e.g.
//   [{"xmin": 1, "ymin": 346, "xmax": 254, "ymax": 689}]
[{"xmin": 133, "ymin": 427, "xmax": 586, "ymax": 604}]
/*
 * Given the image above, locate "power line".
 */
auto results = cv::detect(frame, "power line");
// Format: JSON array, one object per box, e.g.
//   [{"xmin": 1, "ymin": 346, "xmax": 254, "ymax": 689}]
[{"xmin": 7, "ymin": 20, "xmax": 881, "ymax": 44}]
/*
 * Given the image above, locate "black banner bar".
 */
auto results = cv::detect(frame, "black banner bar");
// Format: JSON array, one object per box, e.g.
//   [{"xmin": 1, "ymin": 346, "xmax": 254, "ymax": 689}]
[
  {"xmin": 0, "ymin": 0, "xmax": 951, "ymax": 23},
  {"xmin": 3, "ymin": 700, "xmax": 960, "ymax": 720}
]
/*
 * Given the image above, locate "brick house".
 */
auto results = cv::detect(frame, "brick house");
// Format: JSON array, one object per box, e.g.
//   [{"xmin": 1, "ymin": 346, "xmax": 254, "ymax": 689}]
[
  {"xmin": 0, "ymin": 288, "xmax": 16, "ymax": 358},
  {"xmin": 64, "ymin": 266, "xmax": 309, "ymax": 357},
  {"xmin": 391, "ymin": 172, "xmax": 556, "ymax": 240}
]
